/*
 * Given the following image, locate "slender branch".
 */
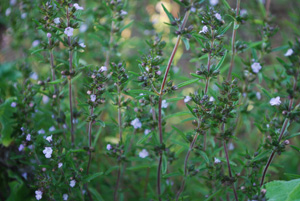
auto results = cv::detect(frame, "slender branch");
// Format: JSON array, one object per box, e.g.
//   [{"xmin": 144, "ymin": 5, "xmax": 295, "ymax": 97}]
[
  {"xmin": 105, "ymin": 21, "xmax": 115, "ymax": 69},
  {"xmin": 67, "ymin": 7, "xmax": 75, "ymax": 147},
  {"xmin": 266, "ymin": 0, "xmax": 272, "ymax": 19},
  {"xmin": 114, "ymin": 163, "xmax": 122, "ymax": 201},
  {"xmin": 48, "ymin": 38, "xmax": 58, "ymax": 94},
  {"xmin": 227, "ymin": 0, "xmax": 240, "ymax": 81},
  {"xmin": 86, "ymin": 106, "xmax": 94, "ymax": 175},
  {"xmin": 260, "ymin": 75, "xmax": 297, "ymax": 186}
]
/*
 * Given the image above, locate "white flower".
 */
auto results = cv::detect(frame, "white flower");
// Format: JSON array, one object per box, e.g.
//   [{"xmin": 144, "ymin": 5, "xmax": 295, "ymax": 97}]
[
  {"xmin": 145, "ymin": 67, "xmax": 149, "ymax": 72},
  {"xmin": 80, "ymin": 24, "xmax": 88, "ymax": 33},
  {"xmin": 161, "ymin": 100, "xmax": 168, "ymax": 108},
  {"xmin": 70, "ymin": 180, "xmax": 76, "ymax": 188},
  {"xmin": 284, "ymin": 49, "xmax": 293, "ymax": 57},
  {"xmin": 210, "ymin": 0, "xmax": 219, "ymax": 6},
  {"xmin": 240, "ymin": 9, "xmax": 247, "ymax": 17},
  {"xmin": 99, "ymin": 66, "xmax": 107, "ymax": 72},
  {"xmin": 64, "ymin": 27, "xmax": 74, "ymax": 37},
  {"xmin": 49, "ymin": 126, "xmax": 55, "ymax": 132},
  {"xmin": 228, "ymin": 143, "xmax": 235, "ymax": 150},
  {"xmin": 131, "ymin": 118, "xmax": 142, "ymax": 129},
  {"xmin": 269, "ymin": 96, "xmax": 281, "ymax": 106},
  {"xmin": 106, "ymin": 144, "xmax": 112, "ymax": 150},
  {"xmin": 144, "ymin": 129, "xmax": 151, "ymax": 135},
  {"xmin": 120, "ymin": 10, "xmax": 127, "ymax": 15},
  {"xmin": 54, "ymin": 17, "xmax": 60, "ymax": 24},
  {"xmin": 21, "ymin": 13, "xmax": 27, "ymax": 19},
  {"xmin": 10, "ymin": 0, "xmax": 17, "ymax": 6},
  {"xmin": 18, "ymin": 144, "xmax": 24, "ymax": 151},
  {"xmin": 38, "ymin": 129, "xmax": 45, "ymax": 134},
  {"xmin": 58, "ymin": 162, "xmax": 63, "ymax": 168},
  {"xmin": 199, "ymin": 25, "xmax": 209, "ymax": 34},
  {"xmin": 46, "ymin": 135, "xmax": 53, "ymax": 143},
  {"xmin": 32, "ymin": 40, "xmax": 40, "ymax": 47},
  {"xmin": 139, "ymin": 149, "xmax": 149, "ymax": 158},
  {"xmin": 22, "ymin": 172, "xmax": 28, "ymax": 180},
  {"xmin": 11, "ymin": 102, "xmax": 17, "ymax": 107},
  {"xmin": 5, "ymin": 8, "xmax": 11, "ymax": 16},
  {"xmin": 251, "ymin": 62, "xmax": 262, "ymax": 73},
  {"xmin": 63, "ymin": 194, "xmax": 68, "ymax": 200},
  {"xmin": 90, "ymin": 94, "xmax": 96, "ymax": 102},
  {"xmin": 43, "ymin": 147, "xmax": 53, "ymax": 158},
  {"xmin": 26, "ymin": 134, "xmax": 31, "ymax": 141},
  {"xmin": 35, "ymin": 190, "xmax": 43, "ymax": 200},
  {"xmin": 184, "ymin": 96, "xmax": 192, "ymax": 103},
  {"xmin": 79, "ymin": 42, "xmax": 86, "ymax": 48},
  {"xmin": 209, "ymin": 96, "xmax": 215, "ymax": 102},
  {"xmin": 256, "ymin": 92, "xmax": 261, "ymax": 100},
  {"xmin": 215, "ymin": 13, "xmax": 222, "ymax": 21},
  {"xmin": 190, "ymin": 7, "xmax": 196, "ymax": 13},
  {"xmin": 214, "ymin": 157, "xmax": 221, "ymax": 164},
  {"xmin": 43, "ymin": 95, "xmax": 49, "ymax": 104},
  {"xmin": 73, "ymin": 3, "xmax": 84, "ymax": 10}
]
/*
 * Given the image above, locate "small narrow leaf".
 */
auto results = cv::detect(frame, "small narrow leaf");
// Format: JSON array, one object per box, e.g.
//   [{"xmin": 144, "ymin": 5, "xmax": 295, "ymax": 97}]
[{"xmin": 161, "ymin": 4, "xmax": 174, "ymax": 22}]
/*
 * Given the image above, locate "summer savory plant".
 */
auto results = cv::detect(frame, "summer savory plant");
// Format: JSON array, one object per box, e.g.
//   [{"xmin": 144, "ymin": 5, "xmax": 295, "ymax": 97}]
[{"xmin": 0, "ymin": 0, "xmax": 299, "ymax": 200}]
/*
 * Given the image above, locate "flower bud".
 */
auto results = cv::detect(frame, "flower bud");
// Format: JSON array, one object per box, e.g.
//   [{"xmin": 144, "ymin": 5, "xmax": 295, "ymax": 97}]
[
  {"xmin": 284, "ymin": 140, "xmax": 290, "ymax": 145},
  {"xmin": 47, "ymin": 33, "xmax": 51, "ymax": 38}
]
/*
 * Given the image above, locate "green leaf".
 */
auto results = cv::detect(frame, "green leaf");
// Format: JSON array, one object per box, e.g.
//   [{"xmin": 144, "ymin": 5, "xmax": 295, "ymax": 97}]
[
  {"xmin": 204, "ymin": 188, "xmax": 224, "ymax": 201},
  {"xmin": 286, "ymin": 132, "xmax": 300, "ymax": 139},
  {"xmin": 48, "ymin": 79, "xmax": 64, "ymax": 84},
  {"xmin": 215, "ymin": 50, "xmax": 228, "ymax": 71},
  {"xmin": 256, "ymin": 84, "xmax": 272, "ymax": 99},
  {"xmin": 196, "ymin": 150, "xmax": 209, "ymax": 164},
  {"xmin": 120, "ymin": 20, "xmax": 134, "ymax": 32},
  {"xmin": 265, "ymin": 179, "xmax": 300, "ymax": 201},
  {"xmin": 162, "ymin": 153, "xmax": 168, "ymax": 174},
  {"xmin": 31, "ymin": 48, "xmax": 44, "ymax": 55},
  {"xmin": 177, "ymin": 79, "xmax": 199, "ymax": 89},
  {"xmin": 186, "ymin": 104, "xmax": 197, "ymax": 118},
  {"xmin": 172, "ymin": 126, "xmax": 188, "ymax": 142},
  {"xmin": 219, "ymin": 22, "xmax": 232, "ymax": 35},
  {"xmin": 221, "ymin": 0, "xmax": 231, "ymax": 9},
  {"xmin": 136, "ymin": 132, "xmax": 152, "ymax": 145},
  {"xmin": 161, "ymin": 4, "xmax": 174, "ymax": 22},
  {"xmin": 252, "ymin": 150, "xmax": 271, "ymax": 162},
  {"xmin": 127, "ymin": 164, "xmax": 155, "ymax": 171},
  {"xmin": 163, "ymin": 172, "xmax": 182, "ymax": 178},
  {"xmin": 128, "ymin": 89, "xmax": 158, "ymax": 96},
  {"xmin": 166, "ymin": 97, "xmax": 184, "ymax": 102},
  {"xmin": 190, "ymin": 73, "xmax": 205, "ymax": 79},
  {"xmin": 83, "ymin": 172, "xmax": 103, "ymax": 183},
  {"xmin": 181, "ymin": 37, "xmax": 190, "ymax": 50}
]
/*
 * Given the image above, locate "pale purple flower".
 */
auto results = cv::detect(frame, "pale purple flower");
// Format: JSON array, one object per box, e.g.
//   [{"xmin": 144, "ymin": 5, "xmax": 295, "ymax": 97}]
[
  {"xmin": 87, "ymin": 90, "xmax": 92, "ymax": 95},
  {"xmin": 214, "ymin": 157, "xmax": 221, "ymax": 164},
  {"xmin": 35, "ymin": 190, "xmax": 43, "ymax": 200},
  {"xmin": 120, "ymin": 10, "xmax": 127, "ymax": 16},
  {"xmin": 49, "ymin": 126, "xmax": 55, "ymax": 132},
  {"xmin": 64, "ymin": 27, "xmax": 74, "ymax": 37},
  {"xmin": 228, "ymin": 143, "xmax": 234, "ymax": 150},
  {"xmin": 54, "ymin": 17, "xmax": 60, "ymax": 24},
  {"xmin": 215, "ymin": 13, "xmax": 222, "ymax": 21},
  {"xmin": 209, "ymin": 96, "xmax": 215, "ymax": 102},
  {"xmin": 240, "ymin": 9, "xmax": 247, "ymax": 17},
  {"xmin": 80, "ymin": 24, "xmax": 88, "ymax": 33},
  {"xmin": 99, "ymin": 66, "xmax": 107, "ymax": 72},
  {"xmin": 210, "ymin": 0, "xmax": 219, "ymax": 6},
  {"xmin": 74, "ymin": 3, "xmax": 84, "ymax": 10},
  {"xmin": 284, "ymin": 49, "xmax": 293, "ymax": 57},
  {"xmin": 156, "ymin": 71, "xmax": 161, "ymax": 75},
  {"xmin": 21, "ymin": 13, "xmax": 27, "ymax": 19},
  {"xmin": 90, "ymin": 94, "xmax": 96, "ymax": 102},
  {"xmin": 18, "ymin": 144, "xmax": 25, "ymax": 151},
  {"xmin": 70, "ymin": 180, "xmax": 76, "ymax": 188},
  {"xmin": 26, "ymin": 134, "xmax": 31, "ymax": 141},
  {"xmin": 139, "ymin": 149, "xmax": 149, "ymax": 158},
  {"xmin": 5, "ymin": 8, "xmax": 11, "ymax": 16},
  {"xmin": 22, "ymin": 172, "xmax": 27, "ymax": 180},
  {"xmin": 161, "ymin": 100, "xmax": 168, "ymax": 108},
  {"xmin": 251, "ymin": 62, "xmax": 262, "ymax": 73},
  {"xmin": 256, "ymin": 92, "xmax": 261, "ymax": 100},
  {"xmin": 269, "ymin": 96, "xmax": 281, "ymax": 106},
  {"xmin": 47, "ymin": 33, "xmax": 51, "ymax": 38},
  {"xmin": 190, "ymin": 7, "xmax": 196, "ymax": 13},
  {"xmin": 79, "ymin": 42, "xmax": 86, "ymax": 48},
  {"xmin": 32, "ymin": 40, "xmax": 40, "ymax": 47},
  {"xmin": 43, "ymin": 147, "xmax": 53, "ymax": 158},
  {"xmin": 63, "ymin": 194, "xmax": 68, "ymax": 200},
  {"xmin": 10, "ymin": 0, "xmax": 16, "ymax": 6},
  {"xmin": 43, "ymin": 95, "xmax": 49, "ymax": 104},
  {"xmin": 184, "ymin": 96, "xmax": 192, "ymax": 103},
  {"xmin": 58, "ymin": 162, "xmax": 63, "ymax": 168},
  {"xmin": 106, "ymin": 144, "xmax": 112, "ymax": 150},
  {"xmin": 199, "ymin": 25, "xmax": 209, "ymax": 34},
  {"xmin": 46, "ymin": 135, "xmax": 53, "ymax": 142},
  {"xmin": 11, "ymin": 102, "xmax": 17, "ymax": 107},
  {"xmin": 38, "ymin": 129, "xmax": 45, "ymax": 134},
  {"xmin": 144, "ymin": 129, "xmax": 151, "ymax": 135},
  {"xmin": 131, "ymin": 118, "xmax": 142, "ymax": 129}
]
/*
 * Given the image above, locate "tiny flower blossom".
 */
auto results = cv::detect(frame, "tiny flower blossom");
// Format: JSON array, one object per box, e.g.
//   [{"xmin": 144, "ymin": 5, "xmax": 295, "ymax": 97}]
[
  {"xmin": 284, "ymin": 49, "xmax": 293, "ymax": 57},
  {"xmin": 228, "ymin": 143, "xmax": 235, "ymax": 150},
  {"xmin": 70, "ymin": 180, "xmax": 76, "ymax": 188},
  {"xmin": 10, "ymin": 0, "xmax": 17, "ymax": 5},
  {"xmin": 26, "ymin": 134, "xmax": 31, "ymax": 141},
  {"xmin": 240, "ymin": 9, "xmax": 248, "ymax": 16},
  {"xmin": 161, "ymin": 100, "xmax": 168, "ymax": 108},
  {"xmin": 32, "ymin": 40, "xmax": 40, "ymax": 47},
  {"xmin": 21, "ymin": 13, "xmax": 27, "ymax": 19},
  {"xmin": 210, "ymin": 0, "xmax": 219, "ymax": 6},
  {"xmin": 19, "ymin": 144, "xmax": 25, "ymax": 151},
  {"xmin": 215, "ymin": 13, "xmax": 222, "ymax": 21},
  {"xmin": 209, "ymin": 96, "xmax": 215, "ymax": 102},
  {"xmin": 131, "ymin": 118, "xmax": 142, "ymax": 129},
  {"xmin": 64, "ymin": 27, "xmax": 74, "ymax": 37},
  {"xmin": 5, "ymin": 8, "xmax": 11, "ymax": 16},
  {"xmin": 73, "ymin": 3, "xmax": 84, "ymax": 10},
  {"xmin": 190, "ymin": 7, "xmax": 196, "ymax": 13},
  {"xmin": 49, "ymin": 126, "xmax": 55, "ymax": 132},
  {"xmin": 284, "ymin": 140, "xmax": 290, "ymax": 145},
  {"xmin": 214, "ymin": 157, "xmax": 221, "ymax": 164},
  {"xmin": 43, "ymin": 147, "xmax": 53, "ymax": 158},
  {"xmin": 139, "ymin": 149, "xmax": 149, "ymax": 158},
  {"xmin": 11, "ymin": 102, "xmax": 17, "ymax": 107},
  {"xmin": 256, "ymin": 92, "xmax": 261, "ymax": 100},
  {"xmin": 199, "ymin": 25, "xmax": 209, "ymax": 34},
  {"xmin": 251, "ymin": 62, "xmax": 262, "ymax": 73},
  {"xmin": 90, "ymin": 94, "xmax": 96, "ymax": 102},
  {"xmin": 120, "ymin": 10, "xmax": 128, "ymax": 16},
  {"xmin": 144, "ymin": 129, "xmax": 151, "ymax": 135},
  {"xmin": 35, "ymin": 190, "xmax": 43, "ymax": 200},
  {"xmin": 47, "ymin": 33, "xmax": 51, "ymax": 38},
  {"xmin": 80, "ymin": 24, "xmax": 88, "ymax": 33},
  {"xmin": 22, "ymin": 172, "xmax": 27, "ymax": 180},
  {"xmin": 58, "ymin": 162, "xmax": 63, "ymax": 168},
  {"xmin": 46, "ymin": 135, "xmax": 53, "ymax": 142},
  {"xmin": 269, "ymin": 96, "xmax": 281, "ymax": 106},
  {"xmin": 63, "ymin": 194, "xmax": 68, "ymax": 200},
  {"xmin": 99, "ymin": 66, "xmax": 107, "ymax": 72},
  {"xmin": 54, "ymin": 17, "xmax": 60, "ymax": 24},
  {"xmin": 38, "ymin": 129, "xmax": 45, "ymax": 134},
  {"xmin": 79, "ymin": 42, "xmax": 86, "ymax": 48},
  {"xmin": 106, "ymin": 144, "xmax": 112, "ymax": 150},
  {"xmin": 184, "ymin": 96, "xmax": 192, "ymax": 103}
]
